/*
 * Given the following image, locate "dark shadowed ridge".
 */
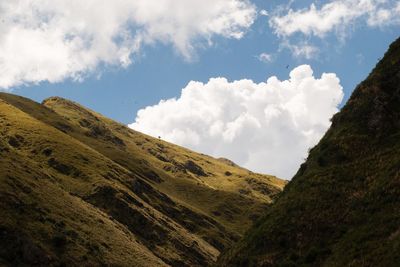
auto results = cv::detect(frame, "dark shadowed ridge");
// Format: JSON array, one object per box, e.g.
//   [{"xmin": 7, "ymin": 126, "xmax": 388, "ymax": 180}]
[{"xmin": 218, "ymin": 37, "xmax": 400, "ymax": 266}]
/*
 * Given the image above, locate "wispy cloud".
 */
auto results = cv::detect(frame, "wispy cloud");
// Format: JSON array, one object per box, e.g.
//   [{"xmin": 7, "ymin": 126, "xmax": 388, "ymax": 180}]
[
  {"xmin": 267, "ymin": 0, "xmax": 400, "ymax": 58},
  {"xmin": 281, "ymin": 41, "xmax": 319, "ymax": 60},
  {"xmin": 259, "ymin": 9, "xmax": 269, "ymax": 16},
  {"xmin": 269, "ymin": 0, "xmax": 400, "ymax": 38},
  {"xmin": 0, "ymin": 0, "xmax": 256, "ymax": 90},
  {"xmin": 257, "ymin": 52, "xmax": 273, "ymax": 63}
]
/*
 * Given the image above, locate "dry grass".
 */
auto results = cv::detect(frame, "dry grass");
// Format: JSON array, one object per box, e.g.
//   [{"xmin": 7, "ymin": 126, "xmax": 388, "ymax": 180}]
[{"xmin": 0, "ymin": 93, "xmax": 285, "ymax": 266}]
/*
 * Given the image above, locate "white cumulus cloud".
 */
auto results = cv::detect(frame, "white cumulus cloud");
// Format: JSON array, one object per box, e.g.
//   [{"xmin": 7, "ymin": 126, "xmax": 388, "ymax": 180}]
[
  {"xmin": 269, "ymin": 0, "xmax": 400, "ymax": 38},
  {"xmin": 130, "ymin": 65, "xmax": 344, "ymax": 179},
  {"xmin": 0, "ymin": 0, "xmax": 256, "ymax": 90}
]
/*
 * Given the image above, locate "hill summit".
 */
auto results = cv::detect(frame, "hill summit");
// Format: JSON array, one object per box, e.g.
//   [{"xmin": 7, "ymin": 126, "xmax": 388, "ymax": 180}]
[{"xmin": 0, "ymin": 93, "xmax": 285, "ymax": 266}]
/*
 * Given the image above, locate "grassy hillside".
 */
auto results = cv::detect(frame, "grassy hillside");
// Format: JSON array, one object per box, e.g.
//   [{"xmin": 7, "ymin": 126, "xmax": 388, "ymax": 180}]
[
  {"xmin": 218, "ymin": 38, "xmax": 400, "ymax": 266},
  {"xmin": 0, "ymin": 92, "xmax": 284, "ymax": 266}
]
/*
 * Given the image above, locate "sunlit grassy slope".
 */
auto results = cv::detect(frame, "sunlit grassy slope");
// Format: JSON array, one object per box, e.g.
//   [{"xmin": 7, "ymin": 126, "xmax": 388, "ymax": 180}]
[
  {"xmin": 0, "ymin": 92, "xmax": 285, "ymax": 266},
  {"xmin": 218, "ymin": 37, "xmax": 400, "ymax": 266}
]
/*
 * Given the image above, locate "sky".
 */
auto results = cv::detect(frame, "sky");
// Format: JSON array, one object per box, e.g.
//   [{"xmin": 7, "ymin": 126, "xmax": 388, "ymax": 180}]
[{"xmin": 2, "ymin": 0, "xmax": 400, "ymax": 179}]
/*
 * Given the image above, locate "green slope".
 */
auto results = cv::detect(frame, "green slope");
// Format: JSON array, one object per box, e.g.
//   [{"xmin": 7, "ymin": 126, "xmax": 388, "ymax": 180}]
[
  {"xmin": 0, "ymin": 92, "xmax": 284, "ymax": 266},
  {"xmin": 218, "ymin": 37, "xmax": 400, "ymax": 266}
]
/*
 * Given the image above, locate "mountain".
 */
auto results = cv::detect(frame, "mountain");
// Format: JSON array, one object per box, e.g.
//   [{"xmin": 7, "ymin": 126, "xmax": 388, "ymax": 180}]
[
  {"xmin": 218, "ymin": 38, "xmax": 400, "ymax": 266},
  {"xmin": 0, "ymin": 92, "xmax": 285, "ymax": 266}
]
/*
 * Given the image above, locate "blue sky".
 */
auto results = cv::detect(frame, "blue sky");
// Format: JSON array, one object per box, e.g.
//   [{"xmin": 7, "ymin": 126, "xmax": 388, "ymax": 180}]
[
  {"xmin": 11, "ymin": 0, "xmax": 398, "ymax": 124},
  {"xmin": 3, "ymin": 0, "xmax": 400, "ymax": 178}
]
